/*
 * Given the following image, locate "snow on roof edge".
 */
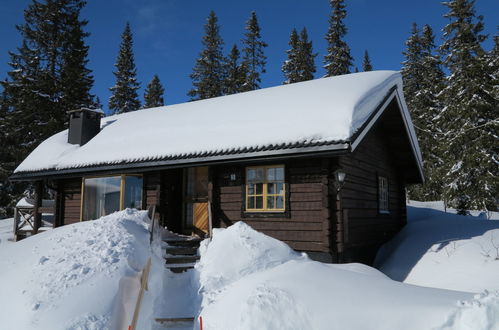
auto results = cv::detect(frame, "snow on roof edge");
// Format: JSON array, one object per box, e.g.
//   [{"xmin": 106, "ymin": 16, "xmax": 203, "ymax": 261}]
[{"xmin": 14, "ymin": 71, "xmax": 418, "ymax": 176}]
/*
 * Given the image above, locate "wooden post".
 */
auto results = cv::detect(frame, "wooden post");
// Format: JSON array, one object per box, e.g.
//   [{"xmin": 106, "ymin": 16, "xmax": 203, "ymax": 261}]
[
  {"xmin": 13, "ymin": 207, "xmax": 19, "ymax": 241},
  {"xmin": 33, "ymin": 181, "xmax": 43, "ymax": 234},
  {"xmin": 335, "ymin": 192, "xmax": 344, "ymax": 263}
]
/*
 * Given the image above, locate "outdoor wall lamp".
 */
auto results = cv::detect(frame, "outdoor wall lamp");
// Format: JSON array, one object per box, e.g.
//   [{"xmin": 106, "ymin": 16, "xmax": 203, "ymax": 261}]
[{"xmin": 334, "ymin": 169, "xmax": 346, "ymax": 193}]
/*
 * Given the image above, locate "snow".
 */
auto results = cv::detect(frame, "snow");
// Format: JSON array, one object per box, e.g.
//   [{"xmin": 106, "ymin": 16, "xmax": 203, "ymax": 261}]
[
  {"xmin": 16, "ymin": 197, "xmax": 55, "ymax": 208},
  {"xmin": 0, "ymin": 217, "xmax": 15, "ymax": 246},
  {"xmin": 376, "ymin": 201, "xmax": 499, "ymax": 293},
  {"xmin": 0, "ymin": 209, "xmax": 155, "ymax": 330},
  {"xmin": 1, "ymin": 201, "xmax": 499, "ymax": 329},
  {"xmin": 195, "ymin": 221, "xmax": 474, "ymax": 330},
  {"xmin": 15, "ymin": 71, "xmax": 411, "ymax": 173}
]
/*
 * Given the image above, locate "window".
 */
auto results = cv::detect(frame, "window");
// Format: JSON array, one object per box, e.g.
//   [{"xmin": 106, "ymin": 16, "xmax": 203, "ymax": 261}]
[
  {"xmin": 246, "ymin": 165, "xmax": 285, "ymax": 212},
  {"xmin": 378, "ymin": 176, "xmax": 389, "ymax": 213},
  {"xmin": 82, "ymin": 175, "xmax": 143, "ymax": 221}
]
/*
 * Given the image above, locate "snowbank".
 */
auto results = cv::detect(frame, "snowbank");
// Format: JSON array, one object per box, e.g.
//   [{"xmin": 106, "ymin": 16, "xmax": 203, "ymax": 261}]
[
  {"xmin": 376, "ymin": 202, "xmax": 499, "ymax": 293},
  {"xmin": 196, "ymin": 222, "xmax": 472, "ymax": 330},
  {"xmin": 0, "ymin": 217, "xmax": 15, "ymax": 246},
  {"xmin": 0, "ymin": 209, "xmax": 154, "ymax": 330}
]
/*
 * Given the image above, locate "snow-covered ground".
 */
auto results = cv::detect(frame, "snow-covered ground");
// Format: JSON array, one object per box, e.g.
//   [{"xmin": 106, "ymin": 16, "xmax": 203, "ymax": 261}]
[
  {"xmin": 376, "ymin": 201, "xmax": 499, "ymax": 292},
  {"xmin": 1, "ymin": 202, "xmax": 498, "ymax": 329},
  {"xmin": 0, "ymin": 217, "xmax": 15, "ymax": 246},
  {"xmin": 0, "ymin": 209, "xmax": 158, "ymax": 330}
]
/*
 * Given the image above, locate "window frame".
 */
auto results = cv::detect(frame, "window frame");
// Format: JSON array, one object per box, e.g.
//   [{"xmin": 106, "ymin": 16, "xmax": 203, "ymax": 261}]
[
  {"xmin": 80, "ymin": 174, "xmax": 144, "ymax": 221},
  {"xmin": 245, "ymin": 165, "xmax": 286, "ymax": 213},
  {"xmin": 378, "ymin": 175, "xmax": 389, "ymax": 214}
]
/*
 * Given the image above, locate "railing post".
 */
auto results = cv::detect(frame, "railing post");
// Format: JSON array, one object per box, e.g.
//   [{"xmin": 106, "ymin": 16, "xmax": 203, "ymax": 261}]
[{"xmin": 33, "ymin": 181, "xmax": 43, "ymax": 234}]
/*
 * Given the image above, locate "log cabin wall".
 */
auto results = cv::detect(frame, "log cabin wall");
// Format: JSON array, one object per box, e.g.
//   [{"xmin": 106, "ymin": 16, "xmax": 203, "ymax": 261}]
[
  {"xmin": 61, "ymin": 178, "xmax": 82, "ymax": 225},
  {"xmin": 338, "ymin": 124, "xmax": 406, "ymax": 265},
  {"xmin": 213, "ymin": 158, "xmax": 334, "ymax": 261}
]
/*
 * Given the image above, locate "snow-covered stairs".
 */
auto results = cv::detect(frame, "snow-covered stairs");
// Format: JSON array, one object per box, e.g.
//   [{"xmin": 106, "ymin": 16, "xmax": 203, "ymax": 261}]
[
  {"xmin": 163, "ymin": 237, "xmax": 202, "ymax": 273},
  {"xmin": 154, "ymin": 237, "xmax": 203, "ymax": 330}
]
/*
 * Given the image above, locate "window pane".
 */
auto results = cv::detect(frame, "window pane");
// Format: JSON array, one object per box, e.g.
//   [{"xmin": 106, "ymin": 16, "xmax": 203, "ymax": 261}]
[
  {"xmin": 248, "ymin": 183, "xmax": 255, "ymax": 195},
  {"xmin": 248, "ymin": 197, "xmax": 255, "ymax": 209},
  {"xmin": 267, "ymin": 196, "xmax": 275, "ymax": 209},
  {"xmin": 276, "ymin": 183, "xmax": 285, "ymax": 195},
  {"xmin": 267, "ymin": 183, "xmax": 275, "ymax": 194},
  {"xmin": 256, "ymin": 196, "xmax": 263, "ymax": 209},
  {"xmin": 255, "ymin": 183, "xmax": 263, "ymax": 194},
  {"xmin": 275, "ymin": 167, "xmax": 284, "ymax": 181},
  {"xmin": 267, "ymin": 168, "xmax": 275, "ymax": 181},
  {"xmin": 124, "ymin": 175, "xmax": 143, "ymax": 209},
  {"xmin": 83, "ymin": 176, "xmax": 121, "ymax": 221},
  {"xmin": 276, "ymin": 196, "xmax": 284, "ymax": 209},
  {"xmin": 247, "ymin": 169, "xmax": 256, "ymax": 181},
  {"xmin": 256, "ymin": 168, "xmax": 264, "ymax": 180}
]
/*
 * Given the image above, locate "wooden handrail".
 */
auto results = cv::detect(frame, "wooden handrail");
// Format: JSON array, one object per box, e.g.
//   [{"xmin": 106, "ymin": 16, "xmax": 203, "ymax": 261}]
[
  {"xmin": 129, "ymin": 257, "xmax": 152, "ymax": 330},
  {"xmin": 208, "ymin": 200, "xmax": 213, "ymax": 239}
]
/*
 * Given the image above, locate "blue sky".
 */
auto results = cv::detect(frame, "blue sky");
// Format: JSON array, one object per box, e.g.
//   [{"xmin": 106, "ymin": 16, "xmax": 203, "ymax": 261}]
[{"xmin": 0, "ymin": 0, "xmax": 497, "ymax": 112}]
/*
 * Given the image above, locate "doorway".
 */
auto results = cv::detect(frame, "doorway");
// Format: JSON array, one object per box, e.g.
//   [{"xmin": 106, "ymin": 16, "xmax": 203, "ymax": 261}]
[{"xmin": 183, "ymin": 166, "xmax": 209, "ymax": 236}]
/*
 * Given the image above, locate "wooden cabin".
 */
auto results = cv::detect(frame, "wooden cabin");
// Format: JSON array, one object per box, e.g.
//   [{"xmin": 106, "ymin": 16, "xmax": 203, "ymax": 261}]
[{"xmin": 10, "ymin": 71, "xmax": 423, "ymax": 265}]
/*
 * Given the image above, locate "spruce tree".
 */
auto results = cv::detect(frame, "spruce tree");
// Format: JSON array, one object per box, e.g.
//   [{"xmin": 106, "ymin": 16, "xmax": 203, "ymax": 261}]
[
  {"xmin": 144, "ymin": 75, "xmax": 165, "ymax": 108},
  {"xmin": 60, "ymin": 12, "xmax": 94, "ymax": 112},
  {"xmin": 282, "ymin": 29, "xmax": 300, "ymax": 84},
  {"xmin": 362, "ymin": 50, "xmax": 373, "ymax": 71},
  {"xmin": 224, "ymin": 45, "xmax": 247, "ymax": 95},
  {"xmin": 241, "ymin": 11, "xmax": 268, "ymax": 90},
  {"xmin": 297, "ymin": 28, "xmax": 317, "ymax": 82},
  {"xmin": 439, "ymin": 0, "xmax": 497, "ymax": 211},
  {"xmin": 109, "ymin": 23, "xmax": 141, "ymax": 113},
  {"xmin": 324, "ymin": 0, "xmax": 353, "ymax": 76},
  {"xmin": 282, "ymin": 28, "xmax": 317, "ymax": 84},
  {"xmin": 188, "ymin": 11, "xmax": 225, "ymax": 100},
  {"xmin": 402, "ymin": 24, "xmax": 446, "ymax": 201}
]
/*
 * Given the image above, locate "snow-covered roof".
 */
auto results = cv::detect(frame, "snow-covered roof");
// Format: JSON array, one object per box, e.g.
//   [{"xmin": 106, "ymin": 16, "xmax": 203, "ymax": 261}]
[{"xmin": 13, "ymin": 71, "xmax": 422, "ymax": 176}]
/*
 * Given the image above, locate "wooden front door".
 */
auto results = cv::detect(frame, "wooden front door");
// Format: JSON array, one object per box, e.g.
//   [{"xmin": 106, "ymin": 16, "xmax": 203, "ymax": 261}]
[{"xmin": 184, "ymin": 167, "xmax": 209, "ymax": 236}]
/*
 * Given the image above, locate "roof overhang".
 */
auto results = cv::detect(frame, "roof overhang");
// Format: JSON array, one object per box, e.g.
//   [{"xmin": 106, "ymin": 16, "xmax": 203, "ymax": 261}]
[
  {"xmin": 10, "ymin": 142, "xmax": 351, "ymax": 181},
  {"xmin": 350, "ymin": 87, "xmax": 424, "ymax": 183},
  {"xmin": 11, "ymin": 80, "xmax": 424, "ymax": 183}
]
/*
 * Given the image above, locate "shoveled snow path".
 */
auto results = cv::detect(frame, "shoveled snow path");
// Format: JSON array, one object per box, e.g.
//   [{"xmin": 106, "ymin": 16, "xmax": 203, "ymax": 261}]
[{"xmin": 153, "ymin": 269, "xmax": 201, "ymax": 330}]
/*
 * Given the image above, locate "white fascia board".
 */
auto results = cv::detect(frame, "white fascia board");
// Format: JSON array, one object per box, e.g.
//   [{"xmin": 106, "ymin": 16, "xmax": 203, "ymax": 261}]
[{"xmin": 350, "ymin": 89, "xmax": 425, "ymax": 182}]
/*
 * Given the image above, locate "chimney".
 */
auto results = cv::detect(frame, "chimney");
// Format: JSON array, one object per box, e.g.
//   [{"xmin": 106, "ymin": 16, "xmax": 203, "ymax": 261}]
[{"xmin": 67, "ymin": 107, "xmax": 104, "ymax": 146}]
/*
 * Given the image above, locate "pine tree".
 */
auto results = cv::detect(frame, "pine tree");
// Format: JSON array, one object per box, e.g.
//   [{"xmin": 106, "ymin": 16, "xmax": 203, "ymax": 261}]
[
  {"xmin": 324, "ymin": 0, "xmax": 353, "ymax": 76},
  {"xmin": 109, "ymin": 23, "xmax": 141, "ymax": 113},
  {"xmin": 282, "ymin": 29, "xmax": 300, "ymax": 84},
  {"xmin": 241, "ymin": 11, "xmax": 268, "ymax": 91},
  {"xmin": 60, "ymin": 11, "xmax": 94, "ymax": 112},
  {"xmin": 362, "ymin": 50, "xmax": 373, "ymax": 71},
  {"xmin": 402, "ymin": 23, "xmax": 446, "ymax": 201},
  {"xmin": 143, "ymin": 75, "xmax": 165, "ymax": 108},
  {"xmin": 282, "ymin": 28, "xmax": 317, "ymax": 84},
  {"xmin": 188, "ymin": 11, "xmax": 225, "ymax": 100},
  {"xmin": 1, "ymin": 0, "xmax": 93, "ymax": 141},
  {"xmin": 439, "ymin": 0, "xmax": 497, "ymax": 211},
  {"xmin": 297, "ymin": 28, "xmax": 317, "ymax": 82},
  {"xmin": 224, "ymin": 45, "xmax": 247, "ymax": 95}
]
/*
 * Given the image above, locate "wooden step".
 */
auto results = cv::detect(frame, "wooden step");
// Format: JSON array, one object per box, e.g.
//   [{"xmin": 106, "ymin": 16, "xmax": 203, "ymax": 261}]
[
  {"xmin": 165, "ymin": 263, "xmax": 196, "ymax": 273},
  {"xmin": 165, "ymin": 255, "xmax": 199, "ymax": 264},
  {"xmin": 165, "ymin": 246, "xmax": 198, "ymax": 256},
  {"xmin": 164, "ymin": 239, "xmax": 202, "ymax": 248},
  {"xmin": 155, "ymin": 317, "xmax": 195, "ymax": 323}
]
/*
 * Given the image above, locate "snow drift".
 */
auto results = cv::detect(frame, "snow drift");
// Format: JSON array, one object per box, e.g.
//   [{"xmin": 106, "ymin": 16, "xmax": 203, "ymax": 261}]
[
  {"xmin": 0, "ymin": 209, "xmax": 154, "ymax": 330},
  {"xmin": 195, "ymin": 222, "xmax": 473, "ymax": 330},
  {"xmin": 376, "ymin": 201, "xmax": 499, "ymax": 293}
]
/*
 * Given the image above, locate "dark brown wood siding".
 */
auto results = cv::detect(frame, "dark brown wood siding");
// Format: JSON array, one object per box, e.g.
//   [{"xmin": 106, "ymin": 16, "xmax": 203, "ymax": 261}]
[
  {"xmin": 214, "ymin": 159, "xmax": 333, "ymax": 253},
  {"xmin": 339, "ymin": 125, "xmax": 406, "ymax": 264},
  {"xmin": 61, "ymin": 178, "xmax": 82, "ymax": 225}
]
